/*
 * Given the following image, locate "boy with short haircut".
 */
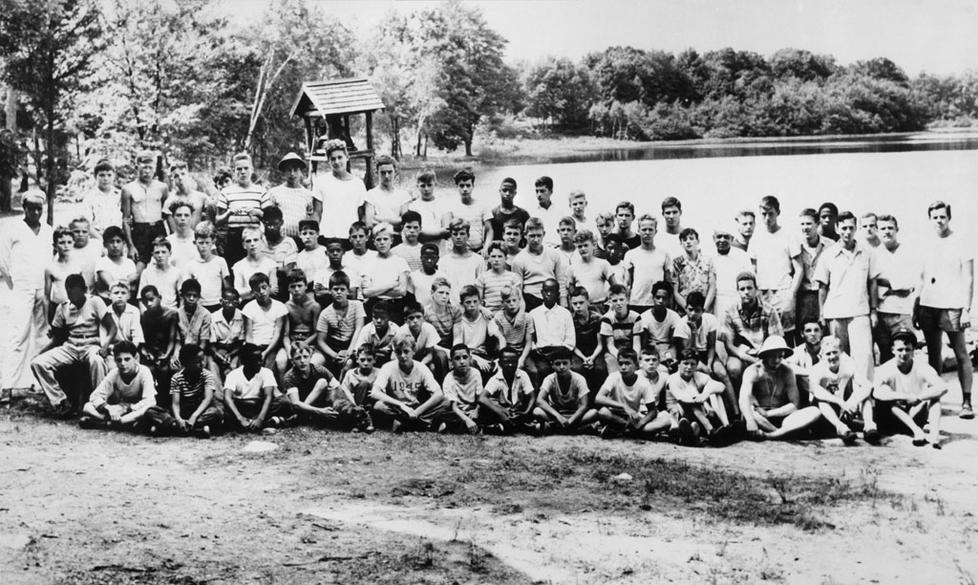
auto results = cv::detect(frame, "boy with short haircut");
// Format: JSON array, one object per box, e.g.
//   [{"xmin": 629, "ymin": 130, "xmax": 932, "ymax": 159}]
[
  {"xmin": 335, "ymin": 344, "xmax": 380, "ymax": 432},
  {"xmin": 809, "ymin": 336, "xmax": 879, "ymax": 445},
  {"xmin": 184, "ymin": 222, "xmax": 230, "ymax": 312},
  {"xmin": 233, "ymin": 226, "xmax": 278, "ymax": 303},
  {"xmin": 260, "ymin": 205, "xmax": 298, "ymax": 301},
  {"xmin": 316, "ymin": 240, "xmax": 355, "ymax": 303},
  {"xmin": 69, "ymin": 217, "xmax": 103, "ymax": 289},
  {"xmin": 80, "ymin": 341, "xmax": 157, "ymax": 432},
  {"xmin": 364, "ymin": 155, "xmax": 411, "ymax": 230},
  {"xmin": 276, "ymin": 269, "xmax": 322, "ymax": 374},
  {"xmin": 667, "ymin": 349, "xmax": 733, "ymax": 445},
  {"xmin": 424, "ymin": 277, "xmax": 463, "ymax": 349},
  {"xmin": 82, "ymin": 158, "xmax": 123, "ymax": 238},
  {"xmin": 533, "ymin": 347, "xmax": 597, "ymax": 432},
  {"xmin": 215, "ymin": 152, "xmax": 267, "ymax": 265},
  {"xmin": 95, "ymin": 225, "xmax": 138, "ymax": 294},
  {"xmin": 439, "ymin": 218, "xmax": 485, "ymax": 302},
  {"xmin": 568, "ymin": 190, "xmax": 589, "ymax": 228},
  {"xmin": 532, "ymin": 176, "xmax": 562, "ymax": 248},
  {"xmin": 440, "ymin": 344, "xmax": 485, "ymax": 434},
  {"xmin": 369, "ymin": 337, "xmax": 450, "ymax": 431},
  {"xmin": 570, "ymin": 229, "xmax": 613, "ymax": 312},
  {"xmin": 139, "ymin": 285, "xmax": 178, "ymax": 405},
  {"xmin": 874, "ymin": 328, "xmax": 947, "ymax": 447},
  {"xmin": 444, "ymin": 168, "xmax": 493, "ymax": 255},
  {"xmin": 316, "ymin": 271, "xmax": 366, "ymax": 377},
  {"xmin": 174, "ymin": 278, "xmax": 212, "ymax": 366},
  {"xmin": 241, "ymin": 272, "xmax": 288, "ymax": 369},
  {"xmin": 104, "ymin": 281, "xmax": 145, "ymax": 368},
  {"xmin": 614, "ymin": 201, "xmax": 640, "ymax": 250},
  {"xmin": 164, "ymin": 343, "xmax": 223, "ymax": 437},
  {"xmin": 396, "ymin": 302, "xmax": 448, "ymax": 379},
  {"xmin": 46, "ymin": 228, "xmax": 82, "ymax": 320},
  {"xmin": 594, "ymin": 348, "xmax": 670, "ymax": 439},
  {"xmin": 526, "ymin": 278, "xmax": 575, "ymax": 386},
  {"xmin": 484, "ymin": 346, "xmax": 537, "ymax": 431},
  {"xmin": 408, "ymin": 243, "xmax": 446, "ymax": 308},
  {"xmin": 209, "ymin": 288, "xmax": 245, "ymax": 377},
  {"xmin": 165, "ymin": 201, "xmax": 199, "ymax": 270},
  {"xmin": 392, "ymin": 210, "xmax": 424, "ymax": 271},
  {"xmin": 476, "ymin": 242, "xmax": 521, "ymax": 312},
  {"xmin": 638, "ymin": 346, "xmax": 670, "ymax": 409},
  {"xmin": 556, "ymin": 216, "xmax": 579, "ymax": 265},
  {"xmin": 408, "ymin": 168, "xmax": 449, "ymax": 242},
  {"xmin": 500, "ymin": 219, "xmax": 524, "ymax": 264},
  {"xmin": 599, "ymin": 284, "xmax": 640, "ymax": 373},
  {"xmin": 671, "ymin": 227, "xmax": 715, "ymax": 314},
  {"xmin": 342, "ymin": 222, "xmax": 377, "ymax": 298},
  {"xmin": 453, "ymin": 285, "xmax": 505, "ymax": 376},
  {"xmin": 352, "ymin": 300, "xmax": 398, "ymax": 366},
  {"xmin": 569, "ymin": 286, "xmax": 606, "ymax": 393},
  {"xmin": 594, "ymin": 212, "xmax": 616, "ymax": 258},
  {"xmin": 511, "ymin": 217, "xmax": 570, "ymax": 310},
  {"xmin": 165, "ymin": 161, "xmax": 211, "ymax": 231},
  {"xmin": 489, "ymin": 177, "xmax": 530, "ymax": 241},
  {"xmin": 224, "ymin": 344, "xmax": 294, "ymax": 432},
  {"xmin": 633, "ymin": 280, "xmax": 684, "ymax": 368},
  {"xmin": 603, "ymin": 233, "xmax": 628, "ymax": 290},
  {"xmin": 492, "ymin": 285, "xmax": 533, "ymax": 371},
  {"xmin": 296, "ymin": 219, "xmax": 329, "ymax": 288},
  {"xmin": 138, "ymin": 237, "xmax": 181, "ymax": 309},
  {"xmin": 789, "ymin": 319, "xmax": 825, "ymax": 405},
  {"xmin": 282, "ymin": 341, "xmax": 360, "ymax": 428},
  {"xmin": 624, "ymin": 214, "xmax": 671, "ymax": 314}
]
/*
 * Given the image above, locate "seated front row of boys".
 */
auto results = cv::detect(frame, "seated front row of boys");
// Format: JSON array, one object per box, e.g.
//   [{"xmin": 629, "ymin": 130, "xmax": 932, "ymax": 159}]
[{"xmin": 76, "ymin": 318, "xmax": 949, "ymax": 447}]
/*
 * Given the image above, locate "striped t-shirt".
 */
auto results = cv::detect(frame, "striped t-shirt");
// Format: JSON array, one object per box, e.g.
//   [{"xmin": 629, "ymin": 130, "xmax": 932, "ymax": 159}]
[
  {"xmin": 170, "ymin": 369, "xmax": 221, "ymax": 404},
  {"xmin": 599, "ymin": 309, "xmax": 640, "ymax": 350},
  {"xmin": 217, "ymin": 185, "xmax": 268, "ymax": 229},
  {"xmin": 316, "ymin": 300, "xmax": 365, "ymax": 350},
  {"xmin": 493, "ymin": 309, "xmax": 533, "ymax": 352},
  {"xmin": 476, "ymin": 270, "xmax": 521, "ymax": 312}
]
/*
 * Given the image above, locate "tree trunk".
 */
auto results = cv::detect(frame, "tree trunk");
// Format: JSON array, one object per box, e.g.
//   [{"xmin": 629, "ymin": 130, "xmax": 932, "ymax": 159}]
[
  {"xmin": 45, "ymin": 114, "xmax": 56, "ymax": 225},
  {"xmin": 4, "ymin": 85, "xmax": 16, "ymax": 131}
]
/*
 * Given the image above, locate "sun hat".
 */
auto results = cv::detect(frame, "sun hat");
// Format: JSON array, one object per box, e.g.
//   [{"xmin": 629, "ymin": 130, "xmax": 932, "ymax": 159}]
[
  {"xmin": 277, "ymin": 152, "xmax": 307, "ymax": 172},
  {"xmin": 757, "ymin": 335, "xmax": 792, "ymax": 359}
]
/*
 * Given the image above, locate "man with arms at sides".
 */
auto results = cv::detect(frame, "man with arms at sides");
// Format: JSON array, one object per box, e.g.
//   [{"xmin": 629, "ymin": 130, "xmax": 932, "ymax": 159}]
[
  {"xmin": 873, "ymin": 214, "xmax": 918, "ymax": 365},
  {"xmin": 312, "ymin": 139, "xmax": 367, "ymax": 243},
  {"xmin": 532, "ymin": 176, "xmax": 563, "ymax": 248},
  {"xmin": 121, "ymin": 151, "xmax": 169, "ymax": 272},
  {"xmin": 914, "ymin": 200, "xmax": 974, "ymax": 419},
  {"xmin": 740, "ymin": 335, "xmax": 821, "ymax": 440},
  {"xmin": 874, "ymin": 328, "xmax": 948, "ymax": 448},
  {"xmin": 215, "ymin": 152, "xmax": 267, "ymax": 266},
  {"xmin": 710, "ymin": 224, "xmax": 753, "ymax": 318},
  {"xmin": 749, "ymin": 195, "xmax": 803, "ymax": 338},
  {"xmin": 658, "ymin": 196, "xmax": 685, "ymax": 261},
  {"xmin": 489, "ymin": 177, "xmax": 529, "ymax": 242},
  {"xmin": 795, "ymin": 208, "xmax": 827, "ymax": 340}
]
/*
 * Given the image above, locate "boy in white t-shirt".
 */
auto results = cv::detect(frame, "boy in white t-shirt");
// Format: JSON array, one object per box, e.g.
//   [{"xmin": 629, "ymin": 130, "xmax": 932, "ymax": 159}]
[
  {"xmin": 223, "ymin": 344, "xmax": 293, "ymax": 432},
  {"xmin": 233, "ymin": 226, "xmax": 278, "ymax": 303},
  {"xmin": 809, "ymin": 336, "xmax": 879, "ymax": 445},
  {"xmin": 138, "ymin": 237, "xmax": 181, "ymax": 309},
  {"xmin": 241, "ymin": 272, "xmax": 287, "ymax": 370},
  {"xmin": 594, "ymin": 348, "xmax": 671, "ymax": 439}
]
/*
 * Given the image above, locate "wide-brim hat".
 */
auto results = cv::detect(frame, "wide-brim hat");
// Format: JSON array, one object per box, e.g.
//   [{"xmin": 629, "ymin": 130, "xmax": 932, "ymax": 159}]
[
  {"xmin": 277, "ymin": 152, "xmax": 306, "ymax": 172},
  {"xmin": 758, "ymin": 335, "xmax": 792, "ymax": 359}
]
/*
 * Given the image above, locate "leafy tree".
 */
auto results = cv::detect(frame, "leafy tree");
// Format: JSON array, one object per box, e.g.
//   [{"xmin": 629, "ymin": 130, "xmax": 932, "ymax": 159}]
[
  {"xmin": 770, "ymin": 48, "xmax": 836, "ymax": 81},
  {"xmin": 851, "ymin": 57, "xmax": 909, "ymax": 86},
  {"xmin": 0, "ymin": 0, "xmax": 104, "ymax": 223},
  {"xmin": 523, "ymin": 56, "xmax": 596, "ymax": 129}
]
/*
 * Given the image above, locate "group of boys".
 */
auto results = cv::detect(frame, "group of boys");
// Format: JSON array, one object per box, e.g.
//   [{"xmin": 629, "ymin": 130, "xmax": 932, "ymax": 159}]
[{"xmin": 1, "ymin": 139, "xmax": 971, "ymax": 448}]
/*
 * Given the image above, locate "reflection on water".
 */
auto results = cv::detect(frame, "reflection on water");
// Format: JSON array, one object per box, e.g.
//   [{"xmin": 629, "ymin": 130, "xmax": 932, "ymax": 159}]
[{"xmin": 483, "ymin": 131, "xmax": 978, "ymax": 166}]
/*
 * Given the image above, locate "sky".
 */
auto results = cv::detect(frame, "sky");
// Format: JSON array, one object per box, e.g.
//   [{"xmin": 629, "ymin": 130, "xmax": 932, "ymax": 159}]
[{"xmin": 222, "ymin": 0, "xmax": 978, "ymax": 76}]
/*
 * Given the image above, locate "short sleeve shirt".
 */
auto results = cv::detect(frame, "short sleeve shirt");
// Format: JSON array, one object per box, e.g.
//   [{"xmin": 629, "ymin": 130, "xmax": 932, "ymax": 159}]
[
  {"xmin": 283, "ymin": 364, "xmax": 337, "ymax": 402},
  {"xmin": 875, "ymin": 358, "xmax": 943, "ymax": 398},
  {"xmin": 748, "ymin": 227, "xmax": 800, "ymax": 291},
  {"xmin": 540, "ymin": 371, "xmax": 589, "ymax": 413},
  {"xmin": 675, "ymin": 313, "xmax": 720, "ymax": 354},
  {"xmin": 224, "ymin": 366, "xmax": 278, "ymax": 400},
  {"xmin": 316, "ymin": 301, "xmax": 366, "ymax": 347},
  {"xmin": 241, "ymin": 299, "xmax": 288, "ymax": 346},
  {"xmin": 54, "ymin": 295, "xmax": 109, "ymax": 345},
  {"xmin": 373, "ymin": 360, "xmax": 440, "ymax": 406},
  {"xmin": 624, "ymin": 247, "xmax": 670, "ymax": 305},
  {"xmin": 814, "ymin": 243, "xmax": 880, "ymax": 319},
  {"xmin": 313, "ymin": 173, "xmax": 367, "ymax": 240},
  {"xmin": 598, "ymin": 372, "xmax": 656, "ymax": 412},
  {"xmin": 600, "ymin": 309, "xmax": 640, "ymax": 350}
]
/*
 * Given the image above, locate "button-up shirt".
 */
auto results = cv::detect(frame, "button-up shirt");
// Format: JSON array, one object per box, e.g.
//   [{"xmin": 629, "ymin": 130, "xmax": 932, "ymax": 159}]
[{"xmin": 529, "ymin": 303, "xmax": 575, "ymax": 350}]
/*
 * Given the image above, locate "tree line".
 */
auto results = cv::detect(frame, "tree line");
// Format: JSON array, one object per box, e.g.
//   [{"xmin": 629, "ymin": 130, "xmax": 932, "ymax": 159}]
[{"xmin": 2, "ymin": 0, "xmax": 978, "ymax": 214}]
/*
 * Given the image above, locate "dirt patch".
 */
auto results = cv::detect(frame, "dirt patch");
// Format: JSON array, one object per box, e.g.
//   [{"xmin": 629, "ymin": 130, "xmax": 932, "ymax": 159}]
[{"xmin": 2, "ymin": 405, "xmax": 977, "ymax": 584}]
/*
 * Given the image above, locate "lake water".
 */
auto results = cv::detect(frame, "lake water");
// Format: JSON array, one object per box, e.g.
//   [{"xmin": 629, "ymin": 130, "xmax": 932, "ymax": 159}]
[{"xmin": 421, "ymin": 131, "xmax": 978, "ymax": 251}]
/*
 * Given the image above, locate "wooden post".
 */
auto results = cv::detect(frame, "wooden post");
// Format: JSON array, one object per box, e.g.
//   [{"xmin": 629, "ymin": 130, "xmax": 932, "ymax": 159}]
[
  {"xmin": 364, "ymin": 110, "xmax": 374, "ymax": 189},
  {"xmin": 303, "ymin": 116, "xmax": 313, "ymax": 154}
]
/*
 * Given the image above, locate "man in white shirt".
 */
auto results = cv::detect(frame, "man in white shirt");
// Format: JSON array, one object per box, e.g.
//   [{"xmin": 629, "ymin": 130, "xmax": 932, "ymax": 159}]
[
  {"xmin": 532, "ymin": 176, "xmax": 563, "ymax": 248},
  {"xmin": 364, "ymin": 155, "xmax": 411, "ymax": 231},
  {"xmin": 710, "ymin": 225, "xmax": 753, "ymax": 318},
  {"xmin": 749, "ymin": 195, "xmax": 803, "ymax": 335},
  {"xmin": 312, "ymin": 140, "xmax": 366, "ymax": 242},
  {"xmin": 873, "ymin": 214, "xmax": 918, "ymax": 364},
  {"xmin": 914, "ymin": 201, "xmax": 974, "ymax": 419}
]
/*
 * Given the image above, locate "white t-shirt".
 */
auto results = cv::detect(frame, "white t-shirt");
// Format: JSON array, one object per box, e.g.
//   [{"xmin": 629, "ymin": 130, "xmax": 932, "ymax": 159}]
[
  {"xmin": 241, "ymin": 299, "xmax": 287, "ymax": 346},
  {"xmin": 313, "ymin": 172, "xmax": 367, "ymax": 239},
  {"xmin": 749, "ymin": 227, "xmax": 800, "ymax": 290},
  {"xmin": 637, "ymin": 308, "xmax": 683, "ymax": 358},
  {"xmin": 570, "ymin": 256, "xmax": 612, "ymax": 303},
  {"xmin": 876, "ymin": 244, "xmax": 920, "ymax": 315},
  {"xmin": 365, "ymin": 186, "xmax": 412, "ymax": 223},
  {"xmin": 667, "ymin": 371, "xmax": 724, "ymax": 403},
  {"xmin": 296, "ymin": 248, "xmax": 331, "ymax": 286},
  {"xmin": 165, "ymin": 233, "xmax": 199, "ymax": 271},
  {"xmin": 138, "ymin": 264, "xmax": 181, "ymax": 309},
  {"xmin": 360, "ymin": 254, "xmax": 410, "ymax": 300},
  {"xmin": 224, "ymin": 366, "xmax": 278, "ymax": 401},
  {"xmin": 874, "ymin": 358, "xmax": 943, "ymax": 398},
  {"xmin": 185, "ymin": 256, "xmax": 229, "ymax": 306},
  {"xmin": 675, "ymin": 313, "xmax": 720, "ymax": 353},
  {"xmin": 598, "ymin": 372, "xmax": 656, "ymax": 412},
  {"xmin": 810, "ymin": 353, "xmax": 868, "ymax": 397},
  {"xmin": 408, "ymin": 197, "xmax": 446, "ymax": 234},
  {"xmin": 919, "ymin": 230, "xmax": 974, "ymax": 309},
  {"xmin": 95, "ymin": 256, "xmax": 137, "ymax": 286},
  {"xmin": 711, "ymin": 247, "xmax": 753, "ymax": 312},
  {"xmin": 448, "ymin": 199, "xmax": 492, "ymax": 249},
  {"xmin": 232, "ymin": 256, "xmax": 278, "ymax": 296},
  {"xmin": 624, "ymin": 247, "xmax": 670, "ymax": 306}
]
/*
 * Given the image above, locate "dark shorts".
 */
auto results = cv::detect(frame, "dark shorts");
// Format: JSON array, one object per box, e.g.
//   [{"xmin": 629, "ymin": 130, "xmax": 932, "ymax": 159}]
[
  {"xmin": 918, "ymin": 306, "xmax": 965, "ymax": 333},
  {"xmin": 795, "ymin": 290, "xmax": 820, "ymax": 330},
  {"xmin": 876, "ymin": 399, "xmax": 931, "ymax": 434},
  {"xmin": 131, "ymin": 221, "xmax": 166, "ymax": 264}
]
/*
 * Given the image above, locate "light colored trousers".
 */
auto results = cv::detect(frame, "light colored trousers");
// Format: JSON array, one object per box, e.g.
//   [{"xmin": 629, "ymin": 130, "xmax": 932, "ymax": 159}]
[
  {"xmin": 827, "ymin": 314, "xmax": 873, "ymax": 380},
  {"xmin": 30, "ymin": 343, "xmax": 106, "ymax": 406},
  {"xmin": 1, "ymin": 284, "xmax": 49, "ymax": 390}
]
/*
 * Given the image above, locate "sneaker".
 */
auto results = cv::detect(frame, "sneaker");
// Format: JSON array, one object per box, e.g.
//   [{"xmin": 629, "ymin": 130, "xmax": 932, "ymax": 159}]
[
  {"xmin": 841, "ymin": 430, "xmax": 858, "ymax": 446},
  {"xmin": 600, "ymin": 425, "xmax": 623, "ymax": 440},
  {"xmin": 960, "ymin": 403, "xmax": 975, "ymax": 420},
  {"xmin": 261, "ymin": 427, "xmax": 278, "ymax": 435},
  {"xmin": 863, "ymin": 428, "xmax": 882, "ymax": 446},
  {"xmin": 193, "ymin": 425, "xmax": 211, "ymax": 439},
  {"xmin": 363, "ymin": 425, "xmax": 375, "ymax": 434},
  {"xmin": 78, "ymin": 415, "xmax": 104, "ymax": 430},
  {"xmin": 436, "ymin": 422, "xmax": 449, "ymax": 434}
]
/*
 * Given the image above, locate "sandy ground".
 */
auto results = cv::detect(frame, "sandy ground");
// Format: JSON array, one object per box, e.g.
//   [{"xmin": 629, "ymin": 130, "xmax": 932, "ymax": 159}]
[{"xmin": 2, "ymin": 389, "xmax": 977, "ymax": 585}]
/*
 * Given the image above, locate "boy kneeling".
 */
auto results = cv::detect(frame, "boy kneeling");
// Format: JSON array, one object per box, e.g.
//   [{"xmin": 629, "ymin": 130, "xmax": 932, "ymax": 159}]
[
  {"xmin": 809, "ymin": 336, "xmax": 880, "ymax": 446},
  {"xmin": 533, "ymin": 347, "xmax": 598, "ymax": 433},
  {"xmin": 224, "ymin": 344, "xmax": 294, "ymax": 433},
  {"xmin": 80, "ymin": 341, "xmax": 157, "ymax": 432},
  {"xmin": 594, "ymin": 348, "xmax": 671, "ymax": 439},
  {"xmin": 369, "ymin": 337, "xmax": 451, "ymax": 431}
]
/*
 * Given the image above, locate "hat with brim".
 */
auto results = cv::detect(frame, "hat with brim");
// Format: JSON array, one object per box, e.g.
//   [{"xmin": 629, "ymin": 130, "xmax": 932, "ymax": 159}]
[
  {"xmin": 277, "ymin": 152, "xmax": 307, "ymax": 172},
  {"xmin": 891, "ymin": 327, "xmax": 918, "ymax": 347},
  {"xmin": 136, "ymin": 150, "xmax": 156, "ymax": 163},
  {"xmin": 758, "ymin": 335, "xmax": 792, "ymax": 359},
  {"xmin": 22, "ymin": 190, "xmax": 45, "ymax": 206}
]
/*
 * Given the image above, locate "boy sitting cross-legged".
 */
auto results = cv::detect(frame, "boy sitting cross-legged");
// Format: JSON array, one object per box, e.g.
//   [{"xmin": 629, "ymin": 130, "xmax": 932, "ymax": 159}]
[
  {"xmin": 282, "ymin": 341, "xmax": 364, "ymax": 429},
  {"xmin": 594, "ymin": 348, "xmax": 671, "ymax": 439},
  {"xmin": 159, "ymin": 343, "xmax": 224, "ymax": 438},
  {"xmin": 223, "ymin": 343, "xmax": 294, "ymax": 433},
  {"xmin": 439, "ymin": 344, "xmax": 486, "ymax": 434},
  {"xmin": 809, "ymin": 336, "xmax": 880, "ymax": 446},
  {"xmin": 209, "ymin": 288, "xmax": 245, "ymax": 379},
  {"xmin": 483, "ymin": 346, "xmax": 538, "ymax": 433},
  {"xmin": 80, "ymin": 341, "xmax": 158, "ymax": 432},
  {"xmin": 396, "ymin": 301, "xmax": 449, "ymax": 380},
  {"xmin": 334, "ymin": 344, "xmax": 379, "ymax": 433},
  {"xmin": 352, "ymin": 300, "xmax": 399, "ymax": 368},
  {"xmin": 666, "ymin": 349, "xmax": 736, "ymax": 446},
  {"xmin": 315, "ymin": 270, "xmax": 365, "ymax": 378},
  {"xmin": 533, "ymin": 347, "xmax": 598, "ymax": 433},
  {"xmin": 369, "ymin": 336, "xmax": 451, "ymax": 432}
]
